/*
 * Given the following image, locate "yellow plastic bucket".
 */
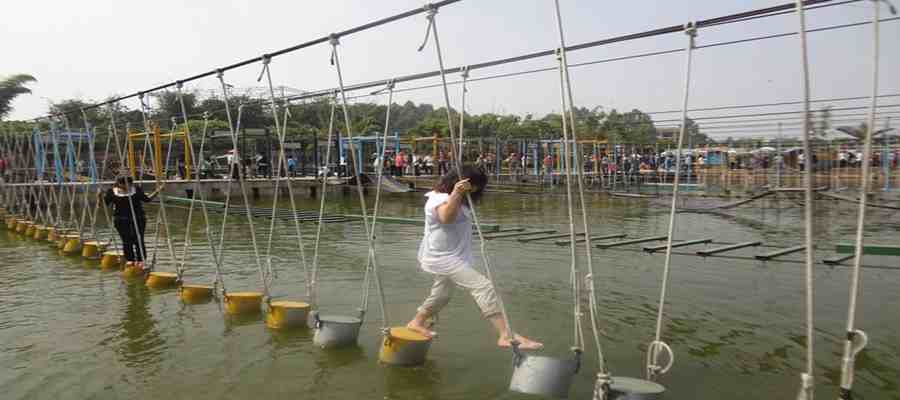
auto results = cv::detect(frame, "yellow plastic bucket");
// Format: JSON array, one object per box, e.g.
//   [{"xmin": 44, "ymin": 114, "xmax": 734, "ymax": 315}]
[
  {"xmin": 81, "ymin": 240, "xmax": 107, "ymax": 259},
  {"xmin": 15, "ymin": 220, "xmax": 30, "ymax": 234},
  {"xmin": 33, "ymin": 225, "xmax": 49, "ymax": 240},
  {"xmin": 24, "ymin": 223, "xmax": 37, "ymax": 237},
  {"xmin": 100, "ymin": 250, "xmax": 125, "ymax": 269},
  {"xmin": 146, "ymin": 271, "xmax": 178, "ymax": 289},
  {"xmin": 121, "ymin": 262, "xmax": 145, "ymax": 279},
  {"xmin": 47, "ymin": 227, "xmax": 61, "ymax": 242},
  {"xmin": 224, "ymin": 292, "xmax": 263, "ymax": 315},
  {"xmin": 61, "ymin": 234, "xmax": 83, "ymax": 254},
  {"xmin": 179, "ymin": 284, "xmax": 214, "ymax": 304},
  {"xmin": 378, "ymin": 327, "xmax": 432, "ymax": 366},
  {"xmin": 265, "ymin": 301, "xmax": 311, "ymax": 329}
]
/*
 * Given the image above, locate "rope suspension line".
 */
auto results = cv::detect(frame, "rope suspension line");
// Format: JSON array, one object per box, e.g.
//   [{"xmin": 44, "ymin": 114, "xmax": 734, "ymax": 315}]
[
  {"xmin": 309, "ymin": 95, "xmax": 338, "ymax": 311},
  {"xmin": 107, "ymin": 103, "xmax": 149, "ymax": 267},
  {"xmin": 360, "ymin": 79, "xmax": 395, "ymax": 330},
  {"xmin": 794, "ymin": 1, "xmax": 817, "ymax": 398},
  {"xmin": 646, "ymin": 21, "xmax": 698, "ymax": 382},
  {"xmin": 551, "ymin": 1, "xmax": 609, "ymax": 396},
  {"xmin": 216, "ymin": 70, "xmax": 268, "ymax": 300},
  {"xmin": 417, "ymin": 3, "xmax": 516, "ymax": 347},
  {"xmin": 173, "ymin": 82, "xmax": 222, "ymax": 285},
  {"xmin": 174, "ymin": 103, "xmax": 224, "ymax": 291},
  {"xmin": 329, "ymin": 34, "xmax": 387, "ymax": 324},
  {"xmin": 837, "ymin": 2, "xmax": 895, "ymax": 399},
  {"xmin": 137, "ymin": 93, "xmax": 176, "ymax": 273},
  {"xmin": 258, "ymin": 56, "xmax": 311, "ymax": 303}
]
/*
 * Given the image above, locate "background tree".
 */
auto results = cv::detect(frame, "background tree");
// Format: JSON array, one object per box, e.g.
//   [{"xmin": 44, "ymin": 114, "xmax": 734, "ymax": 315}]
[{"xmin": 0, "ymin": 74, "xmax": 37, "ymax": 120}]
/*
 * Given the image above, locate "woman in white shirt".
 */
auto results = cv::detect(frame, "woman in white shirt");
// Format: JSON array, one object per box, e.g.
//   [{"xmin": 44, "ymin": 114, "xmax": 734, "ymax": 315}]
[{"xmin": 406, "ymin": 166, "xmax": 543, "ymax": 350}]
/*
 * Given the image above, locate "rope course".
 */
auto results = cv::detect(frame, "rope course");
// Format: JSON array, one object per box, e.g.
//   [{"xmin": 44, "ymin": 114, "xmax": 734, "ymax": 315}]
[{"xmin": 2, "ymin": 1, "xmax": 900, "ymax": 399}]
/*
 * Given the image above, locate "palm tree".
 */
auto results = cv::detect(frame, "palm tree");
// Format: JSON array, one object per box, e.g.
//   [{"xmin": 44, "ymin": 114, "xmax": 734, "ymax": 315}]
[{"xmin": 0, "ymin": 74, "xmax": 37, "ymax": 120}]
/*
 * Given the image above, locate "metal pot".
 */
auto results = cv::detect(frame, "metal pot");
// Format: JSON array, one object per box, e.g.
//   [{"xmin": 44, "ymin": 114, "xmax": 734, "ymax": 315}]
[
  {"xmin": 312, "ymin": 312, "xmax": 362, "ymax": 348},
  {"xmin": 509, "ymin": 352, "xmax": 579, "ymax": 398}
]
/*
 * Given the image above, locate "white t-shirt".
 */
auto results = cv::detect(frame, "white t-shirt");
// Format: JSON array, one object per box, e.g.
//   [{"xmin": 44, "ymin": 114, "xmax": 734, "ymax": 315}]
[{"xmin": 417, "ymin": 191, "xmax": 473, "ymax": 274}]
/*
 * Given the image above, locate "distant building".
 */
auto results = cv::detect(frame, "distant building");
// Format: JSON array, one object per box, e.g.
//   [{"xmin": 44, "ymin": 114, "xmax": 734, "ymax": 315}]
[{"xmin": 657, "ymin": 127, "xmax": 679, "ymax": 141}]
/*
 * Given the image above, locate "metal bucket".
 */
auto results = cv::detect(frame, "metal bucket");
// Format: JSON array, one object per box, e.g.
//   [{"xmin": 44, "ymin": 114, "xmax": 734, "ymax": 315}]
[
  {"xmin": 15, "ymin": 220, "xmax": 30, "ymax": 234},
  {"xmin": 265, "ymin": 301, "xmax": 311, "ymax": 329},
  {"xmin": 607, "ymin": 376, "xmax": 665, "ymax": 400},
  {"xmin": 312, "ymin": 312, "xmax": 362, "ymax": 348},
  {"xmin": 24, "ymin": 223, "xmax": 37, "ymax": 237},
  {"xmin": 379, "ymin": 326, "xmax": 432, "ymax": 366},
  {"xmin": 509, "ymin": 352, "xmax": 579, "ymax": 398}
]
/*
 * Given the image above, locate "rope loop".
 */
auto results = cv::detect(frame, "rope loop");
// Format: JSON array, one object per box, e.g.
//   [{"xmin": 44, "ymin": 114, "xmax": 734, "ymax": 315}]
[
  {"xmin": 645, "ymin": 340, "xmax": 674, "ymax": 380},
  {"xmin": 416, "ymin": 6, "xmax": 437, "ymax": 52},
  {"xmin": 215, "ymin": 69, "xmax": 224, "ymax": 79},
  {"xmin": 175, "ymin": 80, "xmax": 183, "ymax": 90},
  {"xmin": 460, "ymin": 65, "xmax": 470, "ymax": 79},
  {"xmin": 796, "ymin": 372, "xmax": 814, "ymax": 400},
  {"xmin": 849, "ymin": 329, "xmax": 868, "ymax": 356},
  {"xmin": 593, "ymin": 373, "xmax": 612, "ymax": 400}
]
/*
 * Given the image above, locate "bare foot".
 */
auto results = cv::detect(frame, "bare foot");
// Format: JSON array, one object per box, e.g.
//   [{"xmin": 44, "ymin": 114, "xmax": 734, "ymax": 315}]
[
  {"xmin": 498, "ymin": 334, "xmax": 543, "ymax": 350},
  {"xmin": 406, "ymin": 320, "xmax": 437, "ymax": 338}
]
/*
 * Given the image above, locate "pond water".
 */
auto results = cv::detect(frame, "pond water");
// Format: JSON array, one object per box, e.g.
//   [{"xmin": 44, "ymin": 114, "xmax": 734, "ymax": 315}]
[{"xmin": 1, "ymin": 189, "xmax": 899, "ymax": 399}]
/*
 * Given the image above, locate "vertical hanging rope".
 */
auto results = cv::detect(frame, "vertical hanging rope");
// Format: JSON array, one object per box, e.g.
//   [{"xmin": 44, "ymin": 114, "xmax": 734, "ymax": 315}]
[
  {"xmin": 258, "ymin": 56, "xmax": 311, "ymax": 302},
  {"xmin": 360, "ymin": 80, "xmax": 395, "ymax": 329},
  {"xmin": 216, "ymin": 71, "xmax": 269, "ymax": 300},
  {"xmin": 108, "ymin": 102, "xmax": 149, "ymax": 267},
  {"xmin": 87, "ymin": 121, "xmax": 115, "ymax": 241},
  {"xmin": 553, "ymin": 47, "xmax": 585, "ymax": 354},
  {"xmin": 646, "ymin": 22, "xmax": 697, "ymax": 382},
  {"xmin": 551, "ymin": 1, "xmax": 611, "ymax": 393},
  {"xmin": 794, "ymin": 1, "xmax": 817, "ymax": 399},
  {"xmin": 837, "ymin": 2, "xmax": 894, "ymax": 399},
  {"xmin": 137, "ymin": 94, "xmax": 177, "ymax": 272},
  {"xmin": 174, "ymin": 84, "xmax": 223, "ymax": 287},
  {"xmin": 417, "ymin": 3, "xmax": 517, "ymax": 348},
  {"xmin": 309, "ymin": 96, "xmax": 338, "ymax": 311},
  {"xmin": 329, "ymin": 35, "xmax": 389, "ymax": 325}
]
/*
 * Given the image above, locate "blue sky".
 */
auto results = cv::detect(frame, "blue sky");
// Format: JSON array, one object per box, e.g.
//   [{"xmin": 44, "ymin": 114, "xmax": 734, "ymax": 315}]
[{"xmin": 4, "ymin": 0, "xmax": 898, "ymax": 138}]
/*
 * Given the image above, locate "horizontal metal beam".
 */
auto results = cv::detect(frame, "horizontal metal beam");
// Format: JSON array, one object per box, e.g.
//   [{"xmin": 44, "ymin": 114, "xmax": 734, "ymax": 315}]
[
  {"xmin": 595, "ymin": 235, "xmax": 668, "ymax": 249},
  {"xmin": 644, "ymin": 238, "xmax": 713, "ymax": 253},
  {"xmin": 697, "ymin": 241, "xmax": 762, "ymax": 256},
  {"xmin": 755, "ymin": 245, "xmax": 806, "ymax": 260},
  {"xmin": 555, "ymin": 233, "xmax": 628, "ymax": 246},
  {"xmin": 483, "ymin": 229, "xmax": 557, "ymax": 240}
]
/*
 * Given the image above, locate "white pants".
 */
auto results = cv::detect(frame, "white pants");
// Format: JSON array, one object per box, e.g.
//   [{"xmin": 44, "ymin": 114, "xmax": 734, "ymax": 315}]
[{"xmin": 417, "ymin": 267, "xmax": 501, "ymax": 318}]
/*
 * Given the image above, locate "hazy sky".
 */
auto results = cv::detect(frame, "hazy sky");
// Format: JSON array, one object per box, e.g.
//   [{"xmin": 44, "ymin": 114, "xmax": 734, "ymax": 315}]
[{"xmin": 4, "ymin": 0, "xmax": 898, "ymax": 138}]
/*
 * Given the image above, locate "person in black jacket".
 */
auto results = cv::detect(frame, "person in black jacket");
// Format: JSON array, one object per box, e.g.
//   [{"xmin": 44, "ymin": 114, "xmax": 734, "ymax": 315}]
[{"xmin": 103, "ymin": 176, "xmax": 162, "ymax": 270}]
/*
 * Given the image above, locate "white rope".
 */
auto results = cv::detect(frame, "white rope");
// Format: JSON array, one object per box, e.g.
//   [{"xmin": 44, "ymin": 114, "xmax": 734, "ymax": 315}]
[
  {"xmin": 554, "ymin": 48, "xmax": 584, "ymax": 352},
  {"xmin": 360, "ymin": 79, "xmax": 395, "ymax": 328},
  {"xmin": 553, "ymin": 0, "xmax": 608, "ymax": 379},
  {"xmin": 794, "ymin": 1, "xmax": 816, "ymax": 399},
  {"xmin": 418, "ymin": 4, "xmax": 516, "ymax": 345},
  {"xmin": 108, "ymin": 105, "xmax": 149, "ymax": 266},
  {"xmin": 309, "ymin": 95, "xmax": 338, "ymax": 310},
  {"xmin": 137, "ymin": 95, "xmax": 177, "ymax": 273},
  {"xmin": 211, "ymin": 104, "xmax": 244, "ymax": 297},
  {"xmin": 646, "ymin": 21, "xmax": 697, "ymax": 381},
  {"xmin": 837, "ymin": 2, "xmax": 895, "ymax": 399},
  {"xmin": 174, "ymin": 85, "xmax": 223, "ymax": 287},
  {"xmin": 258, "ymin": 56, "xmax": 311, "ymax": 303},
  {"xmin": 329, "ymin": 35, "xmax": 387, "ymax": 323},
  {"xmin": 217, "ymin": 71, "xmax": 268, "ymax": 299}
]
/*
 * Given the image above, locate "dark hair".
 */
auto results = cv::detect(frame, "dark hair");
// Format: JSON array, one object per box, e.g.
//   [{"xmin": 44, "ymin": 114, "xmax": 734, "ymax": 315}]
[
  {"xmin": 115, "ymin": 176, "xmax": 128, "ymax": 186},
  {"xmin": 433, "ymin": 165, "xmax": 487, "ymax": 204}
]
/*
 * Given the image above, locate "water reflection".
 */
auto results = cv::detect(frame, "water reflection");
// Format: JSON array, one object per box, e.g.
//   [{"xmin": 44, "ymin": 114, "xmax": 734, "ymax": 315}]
[
  {"xmin": 381, "ymin": 361, "xmax": 443, "ymax": 400},
  {"xmin": 114, "ymin": 280, "xmax": 164, "ymax": 376}
]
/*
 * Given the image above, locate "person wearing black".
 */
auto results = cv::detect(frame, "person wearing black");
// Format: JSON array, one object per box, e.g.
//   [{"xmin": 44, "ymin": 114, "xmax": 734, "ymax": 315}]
[{"xmin": 103, "ymin": 177, "xmax": 162, "ymax": 270}]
